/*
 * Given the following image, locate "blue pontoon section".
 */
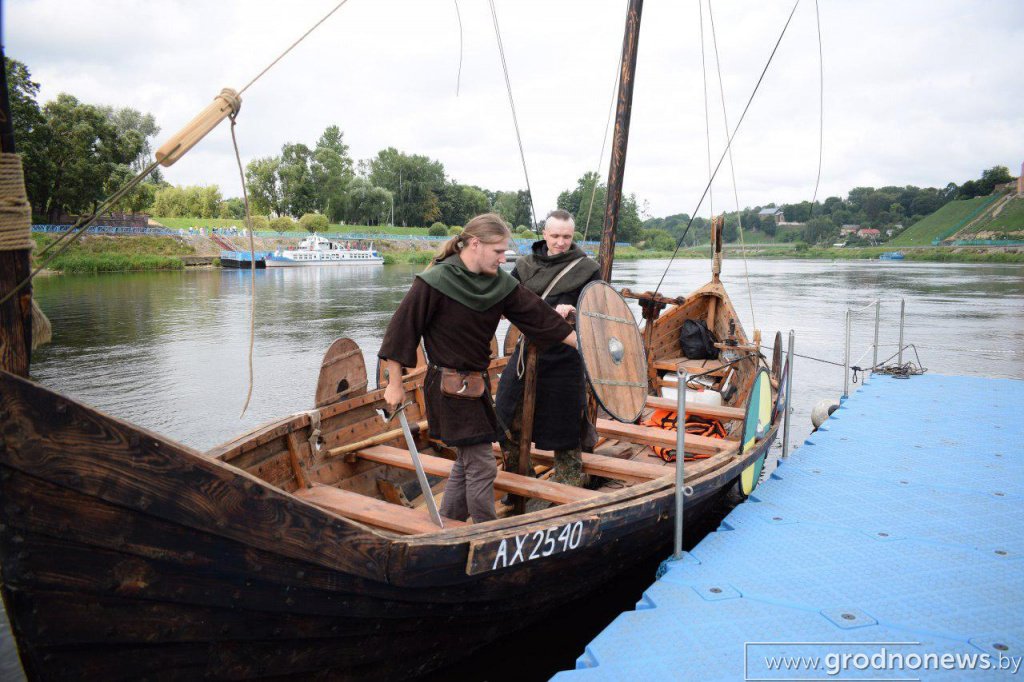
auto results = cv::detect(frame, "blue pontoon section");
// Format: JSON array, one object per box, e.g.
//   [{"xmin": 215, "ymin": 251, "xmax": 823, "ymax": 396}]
[{"xmin": 554, "ymin": 374, "xmax": 1023, "ymax": 680}]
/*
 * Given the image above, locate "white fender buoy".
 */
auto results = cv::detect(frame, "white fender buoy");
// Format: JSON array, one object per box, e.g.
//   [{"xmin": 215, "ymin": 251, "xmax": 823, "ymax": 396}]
[{"xmin": 811, "ymin": 398, "xmax": 840, "ymax": 429}]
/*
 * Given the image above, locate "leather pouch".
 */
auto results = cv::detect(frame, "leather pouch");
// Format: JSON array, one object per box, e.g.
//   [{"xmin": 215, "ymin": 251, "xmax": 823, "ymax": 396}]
[{"xmin": 440, "ymin": 368, "xmax": 486, "ymax": 399}]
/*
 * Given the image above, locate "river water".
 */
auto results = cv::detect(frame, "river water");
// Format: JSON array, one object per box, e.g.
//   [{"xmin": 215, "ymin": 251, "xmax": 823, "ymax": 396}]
[{"xmin": 3, "ymin": 258, "xmax": 1023, "ymax": 679}]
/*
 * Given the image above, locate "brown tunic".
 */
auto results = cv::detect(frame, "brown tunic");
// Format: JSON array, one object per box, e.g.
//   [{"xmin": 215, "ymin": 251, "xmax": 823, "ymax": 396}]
[{"xmin": 379, "ymin": 277, "xmax": 572, "ymax": 445}]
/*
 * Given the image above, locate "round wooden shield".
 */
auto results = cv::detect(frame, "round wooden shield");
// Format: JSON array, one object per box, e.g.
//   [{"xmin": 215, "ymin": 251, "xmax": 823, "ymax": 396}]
[
  {"xmin": 577, "ymin": 281, "xmax": 647, "ymax": 423},
  {"xmin": 771, "ymin": 331, "xmax": 783, "ymax": 380},
  {"xmin": 374, "ymin": 344, "xmax": 426, "ymax": 389},
  {"xmin": 738, "ymin": 368, "xmax": 772, "ymax": 496},
  {"xmin": 490, "ymin": 334, "xmax": 500, "ymax": 360},
  {"xmin": 315, "ymin": 338, "xmax": 368, "ymax": 408},
  {"xmin": 503, "ymin": 325, "xmax": 522, "ymax": 357}
]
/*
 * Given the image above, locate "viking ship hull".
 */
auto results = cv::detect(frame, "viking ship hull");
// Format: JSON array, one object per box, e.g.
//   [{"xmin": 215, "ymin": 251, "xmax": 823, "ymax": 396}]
[{"xmin": 0, "ymin": 348, "xmax": 778, "ymax": 679}]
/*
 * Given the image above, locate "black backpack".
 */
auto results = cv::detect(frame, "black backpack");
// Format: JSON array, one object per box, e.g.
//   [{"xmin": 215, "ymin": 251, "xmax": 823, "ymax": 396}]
[{"xmin": 679, "ymin": 319, "xmax": 719, "ymax": 360}]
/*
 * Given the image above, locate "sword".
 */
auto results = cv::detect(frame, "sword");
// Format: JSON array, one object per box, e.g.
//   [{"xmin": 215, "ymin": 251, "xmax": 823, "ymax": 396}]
[{"xmin": 389, "ymin": 402, "xmax": 444, "ymax": 528}]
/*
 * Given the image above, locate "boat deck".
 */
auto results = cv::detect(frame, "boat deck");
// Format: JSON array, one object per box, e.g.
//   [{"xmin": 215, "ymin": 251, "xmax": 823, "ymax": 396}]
[{"xmin": 554, "ymin": 374, "xmax": 1024, "ymax": 680}]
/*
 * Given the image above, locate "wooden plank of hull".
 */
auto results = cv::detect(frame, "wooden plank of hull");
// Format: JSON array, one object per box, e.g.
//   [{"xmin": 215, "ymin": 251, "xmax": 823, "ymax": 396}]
[{"xmin": 0, "ymin": 369, "xmax": 391, "ymax": 579}]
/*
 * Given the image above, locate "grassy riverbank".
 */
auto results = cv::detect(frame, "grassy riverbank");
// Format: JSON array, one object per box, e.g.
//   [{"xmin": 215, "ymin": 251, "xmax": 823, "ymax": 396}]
[
  {"xmin": 30, "ymin": 231, "xmax": 1023, "ymax": 273},
  {"xmin": 31, "ymin": 234, "xmax": 191, "ymax": 273}
]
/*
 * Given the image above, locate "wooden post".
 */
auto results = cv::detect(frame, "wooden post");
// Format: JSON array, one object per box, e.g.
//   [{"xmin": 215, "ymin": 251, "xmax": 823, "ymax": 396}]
[
  {"xmin": 513, "ymin": 343, "xmax": 539, "ymax": 515},
  {"xmin": 0, "ymin": 45, "xmax": 32, "ymax": 377},
  {"xmin": 598, "ymin": 0, "xmax": 643, "ymax": 283}
]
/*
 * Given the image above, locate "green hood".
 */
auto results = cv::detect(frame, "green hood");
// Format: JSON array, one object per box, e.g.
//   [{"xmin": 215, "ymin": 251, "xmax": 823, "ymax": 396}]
[{"xmin": 416, "ymin": 254, "xmax": 519, "ymax": 312}]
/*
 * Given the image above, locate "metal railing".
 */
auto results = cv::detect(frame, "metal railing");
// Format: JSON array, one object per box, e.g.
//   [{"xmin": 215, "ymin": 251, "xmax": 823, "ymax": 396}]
[
  {"xmin": 843, "ymin": 298, "xmax": 906, "ymax": 398},
  {"xmin": 672, "ymin": 332, "xmax": 796, "ymax": 557}
]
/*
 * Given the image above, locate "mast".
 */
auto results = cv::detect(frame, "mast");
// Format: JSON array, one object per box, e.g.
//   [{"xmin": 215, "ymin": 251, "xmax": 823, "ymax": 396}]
[
  {"xmin": 598, "ymin": 0, "xmax": 643, "ymax": 282},
  {"xmin": 0, "ymin": 35, "xmax": 33, "ymax": 377}
]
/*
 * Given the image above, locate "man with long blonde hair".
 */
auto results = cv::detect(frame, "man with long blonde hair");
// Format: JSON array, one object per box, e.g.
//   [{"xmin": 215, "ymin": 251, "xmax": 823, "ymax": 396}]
[{"xmin": 379, "ymin": 213, "xmax": 577, "ymax": 523}]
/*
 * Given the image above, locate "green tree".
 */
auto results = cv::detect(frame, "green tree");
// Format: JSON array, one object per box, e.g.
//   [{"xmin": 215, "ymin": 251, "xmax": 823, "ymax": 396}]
[
  {"xmin": 279, "ymin": 143, "xmax": 318, "ymax": 217},
  {"xmin": 270, "ymin": 216, "xmax": 295, "ymax": 234},
  {"xmin": 802, "ymin": 216, "xmax": 836, "ymax": 245},
  {"xmin": 977, "ymin": 166, "xmax": 1013, "ymax": 195},
  {"xmin": 341, "ymin": 177, "xmax": 392, "ymax": 225},
  {"xmin": 245, "ymin": 157, "xmax": 285, "ymax": 217},
  {"xmin": 311, "ymin": 125, "xmax": 354, "ymax": 220},
  {"xmin": 299, "ymin": 212, "xmax": 329, "ymax": 233},
  {"xmin": 438, "ymin": 182, "xmax": 490, "ymax": 226},
  {"xmin": 28, "ymin": 93, "xmax": 143, "ymax": 221},
  {"xmin": 367, "ymin": 147, "xmax": 445, "ymax": 226}
]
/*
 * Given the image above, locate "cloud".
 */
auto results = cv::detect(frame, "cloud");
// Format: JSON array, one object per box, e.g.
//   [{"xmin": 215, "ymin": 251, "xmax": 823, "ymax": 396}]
[{"xmin": 8, "ymin": 0, "xmax": 1022, "ymax": 218}]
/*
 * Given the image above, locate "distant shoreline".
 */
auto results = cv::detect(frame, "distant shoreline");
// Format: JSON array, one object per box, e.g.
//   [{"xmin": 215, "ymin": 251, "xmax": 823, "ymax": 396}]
[{"xmin": 30, "ymin": 233, "xmax": 1024, "ymax": 274}]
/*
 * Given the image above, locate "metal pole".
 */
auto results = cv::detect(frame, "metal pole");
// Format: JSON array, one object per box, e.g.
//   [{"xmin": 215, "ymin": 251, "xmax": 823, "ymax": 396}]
[
  {"xmin": 843, "ymin": 309, "xmax": 851, "ymax": 399},
  {"xmin": 872, "ymin": 300, "xmax": 880, "ymax": 371},
  {"xmin": 673, "ymin": 370, "xmax": 688, "ymax": 560},
  {"xmin": 782, "ymin": 330, "xmax": 794, "ymax": 459},
  {"xmin": 897, "ymin": 298, "xmax": 905, "ymax": 366}
]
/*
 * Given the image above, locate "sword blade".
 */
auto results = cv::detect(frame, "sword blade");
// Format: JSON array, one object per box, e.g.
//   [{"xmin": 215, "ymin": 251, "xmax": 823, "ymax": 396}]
[{"xmin": 397, "ymin": 409, "xmax": 444, "ymax": 528}]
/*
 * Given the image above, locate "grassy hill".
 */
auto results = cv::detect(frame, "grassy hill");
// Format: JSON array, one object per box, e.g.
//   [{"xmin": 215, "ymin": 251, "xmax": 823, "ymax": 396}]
[
  {"xmin": 890, "ymin": 194, "xmax": 1003, "ymax": 246},
  {"xmin": 966, "ymin": 195, "xmax": 1024, "ymax": 237}
]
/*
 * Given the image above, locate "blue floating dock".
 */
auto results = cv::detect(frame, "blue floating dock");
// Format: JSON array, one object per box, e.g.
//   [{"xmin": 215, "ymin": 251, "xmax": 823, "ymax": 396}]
[{"xmin": 555, "ymin": 374, "xmax": 1023, "ymax": 680}]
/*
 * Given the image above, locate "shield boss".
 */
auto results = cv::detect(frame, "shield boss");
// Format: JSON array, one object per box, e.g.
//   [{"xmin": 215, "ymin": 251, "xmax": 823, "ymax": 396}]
[{"xmin": 577, "ymin": 281, "xmax": 647, "ymax": 423}]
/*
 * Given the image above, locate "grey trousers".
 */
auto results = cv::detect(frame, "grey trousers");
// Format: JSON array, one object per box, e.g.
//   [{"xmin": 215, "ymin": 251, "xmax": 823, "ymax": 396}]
[{"xmin": 439, "ymin": 441, "xmax": 497, "ymax": 523}]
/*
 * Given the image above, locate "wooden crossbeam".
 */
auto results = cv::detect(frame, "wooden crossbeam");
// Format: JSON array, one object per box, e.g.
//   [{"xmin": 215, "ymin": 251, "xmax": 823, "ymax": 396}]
[
  {"xmin": 652, "ymin": 356, "xmax": 726, "ymax": 374},
  {"xmin": 595, "ymin": 418, "xmax": 729, "ymax": 455},
  {"xmin": 357, "ymin": 445, "xmax": 598, "ymax": 505},
  {"xmin": 293, "ymin": 484, "xmax": 464, "ymax": 535},
  {"xmin": 492, "ymin": 443, "xmax": 671, "ymax": 483},
  {"xmin": 645, "ymin": 395, "xmax": 745, "ymax": 421}
]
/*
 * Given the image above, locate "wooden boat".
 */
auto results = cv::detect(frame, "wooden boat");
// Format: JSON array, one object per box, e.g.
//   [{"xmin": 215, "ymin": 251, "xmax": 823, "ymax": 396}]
[
  {"xmin": 0, "ymin": 4, "xmax": 786, "ymax": 679},
  {"xmin": 0, "ymin": 215, "xmax": 783, "ymax": 678}
]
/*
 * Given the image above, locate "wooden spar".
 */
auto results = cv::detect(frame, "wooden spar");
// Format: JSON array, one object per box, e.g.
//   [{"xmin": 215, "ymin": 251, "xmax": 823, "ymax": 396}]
[
  {"xmin": 326, "ymin": 420, "xmax": 428, "ymax": 459},
  {"xmin": 0, "ymin": 49, "xmax": 32, "ymax": 378},
  {"xmin": 707, "ymin": 216, "xmax": 724, "ymax": 327},
  {"xmin": 598, "ymin": 0, "xmax": 643, "ymax": 282},
  {"xmin": 155, "ymin": 88, "xmax": 241, "ymax": 167},
  {"xmin": 513, "ymin": 342, "xmax": 540, "ymax": 515}
]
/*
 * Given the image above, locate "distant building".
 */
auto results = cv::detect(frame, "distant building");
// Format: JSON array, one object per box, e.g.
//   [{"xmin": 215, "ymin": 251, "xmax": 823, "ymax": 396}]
[
  {"xmin": 758, "ymin": 207, "xmax": 785, "ymax": 224},
  {"xmin": 840, "ymin": 225, "xmax": 860, "ymax": 235},
  {"xmin": 857, "ymin": 228, "xmax": 881, "ymax": 241}
]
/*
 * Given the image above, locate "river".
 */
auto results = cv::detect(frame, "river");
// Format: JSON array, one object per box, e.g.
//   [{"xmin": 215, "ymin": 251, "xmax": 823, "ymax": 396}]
[{"xmin": 2, "ymin": 257, "xmax": 1022, "ymax": 679}]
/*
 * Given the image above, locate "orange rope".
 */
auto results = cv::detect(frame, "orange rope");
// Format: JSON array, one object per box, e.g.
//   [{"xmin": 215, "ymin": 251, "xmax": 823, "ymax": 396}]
[{"xmin": 645, "ymin": 409, "xmax": 725, "ymax": 463}]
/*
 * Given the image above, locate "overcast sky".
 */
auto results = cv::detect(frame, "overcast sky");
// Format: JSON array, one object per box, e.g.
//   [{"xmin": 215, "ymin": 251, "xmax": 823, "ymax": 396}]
[{"xmin": 6, "ymin": 0, "xmax": 1023, "ymax": 220}]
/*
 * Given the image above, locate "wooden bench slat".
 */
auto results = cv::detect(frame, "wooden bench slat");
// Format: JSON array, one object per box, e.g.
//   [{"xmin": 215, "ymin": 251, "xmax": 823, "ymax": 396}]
[
  {"xmin": 595, "ymin": 418, "xmax": 728, "ymax": 455},
  {"xmin": 645, "ymin": 395, "xmax": 745, "ymax": 421},
  {"xmin": 653, "ymin": 356, "xmax": 726, "ymax": 373},
  {"xmin": 358, "ymin": 446, "xmax": 598, "ymax": 505},
  {"xmin": 490, "ymin": 444, "xmax": 672, "ymax": 483},
  {"xmin": 293, "ymin": 484, "xmax": 464, "ymax": 534}
]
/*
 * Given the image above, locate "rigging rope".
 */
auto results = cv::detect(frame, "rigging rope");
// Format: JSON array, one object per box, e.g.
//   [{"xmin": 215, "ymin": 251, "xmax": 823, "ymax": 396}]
[
  {"xmin": 488, "ymin": 0, "xmax": 539, "ymax": 231},
  {"xmin": 809, "ymin": 0, "xmax": 824, "ymax": 212},
  {"xmin": 707, "ymin": 0, "xmax": 756, "ymax": 330},
  {"xmin": 238, "ymin": 0, "xmax": 353, "ymax": 95},
  {"xmin": 228, "ymin": 112, "xmax": 258, "ymax": 417},
  {"xmin": 698, "ymin": 1, "xmax": 714, "ymax": 219},
  {"xmin": 581, "ymin": 42, "xmax": 624, "ymax": 245},
  {"xmin": 453, "ymin": 0, "xmax": 464, "ymax": 96},
  {"xmin": 653, "ymin": 0, "xmax": 801, "ymax": 296}
]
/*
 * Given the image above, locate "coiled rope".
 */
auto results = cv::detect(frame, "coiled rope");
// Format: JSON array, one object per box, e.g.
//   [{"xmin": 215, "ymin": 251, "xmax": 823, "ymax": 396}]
[{"xmin": 0, "ymin": 153, "xmax": 50, "ymax": 348}]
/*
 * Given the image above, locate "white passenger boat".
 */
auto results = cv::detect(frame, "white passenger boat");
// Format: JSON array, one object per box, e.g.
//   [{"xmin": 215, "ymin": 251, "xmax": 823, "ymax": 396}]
[{"xmin": 266, "ymin": 234, "xmax": 384, "ymax": 267}]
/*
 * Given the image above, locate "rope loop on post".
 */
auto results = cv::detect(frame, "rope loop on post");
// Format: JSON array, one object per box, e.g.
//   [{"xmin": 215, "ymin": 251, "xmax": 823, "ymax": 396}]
[{"xmin": 0, "ymin": 154, "xmax": 33, "ymax": 251}]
